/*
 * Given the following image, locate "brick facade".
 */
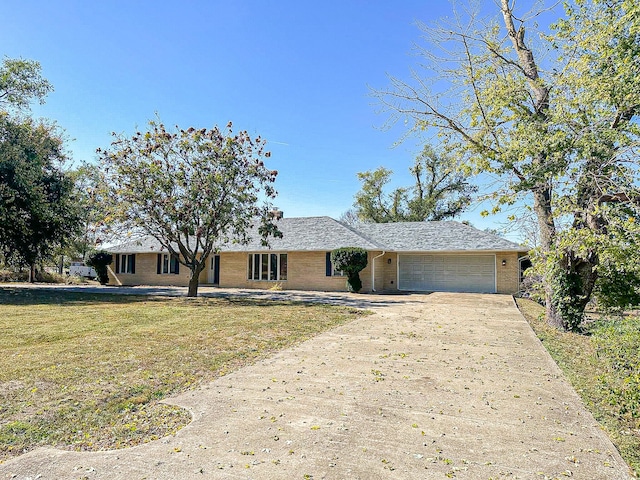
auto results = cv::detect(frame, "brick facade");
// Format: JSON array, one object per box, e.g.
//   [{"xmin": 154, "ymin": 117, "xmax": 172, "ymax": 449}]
[
  {"xmin": 217, "ymin": 251, "xmax": 383, "ymax": 292},
  {"xmin": 107, "ymin": 250, "xmax": 523, "ymax": 295},
  {"xmin": 494, "ymin": 251, "xmax": 521, "ymax": 294},
  {"xmin": 106, "ymin": 252, "xmax": 207, "ymax": 287}
]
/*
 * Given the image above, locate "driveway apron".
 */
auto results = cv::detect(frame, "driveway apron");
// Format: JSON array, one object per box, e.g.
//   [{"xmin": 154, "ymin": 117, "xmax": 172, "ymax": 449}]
[{"xmin": 0, "ymin": 292, "xmax": 633, "ymax": 479}]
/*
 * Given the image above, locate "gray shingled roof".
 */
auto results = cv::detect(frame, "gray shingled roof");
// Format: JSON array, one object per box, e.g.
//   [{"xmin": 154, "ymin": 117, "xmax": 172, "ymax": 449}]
[
  {"xmin": 107, "ymin": 217, "xmax": 525, "ymax": 253},
  {"xmin": 107, "ymin": 217, "xmax": 381, "ymax": 253},
  {"xmin": 106, "ymin": 236, "xmax": 167, "ymax": 253},
  {"xmin": 218, "ymin": 216, "xmax": 381, "ymax": 252},
  {"xmin": 352, "ymin": 221, "xmax": 525, "ymax": 252}
]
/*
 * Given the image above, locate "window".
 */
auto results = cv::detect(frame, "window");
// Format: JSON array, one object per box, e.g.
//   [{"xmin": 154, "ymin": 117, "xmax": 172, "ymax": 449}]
[
  {"xmin": 115, "ymin": 254, "xmax": 136, "ymax": 274},
  {"xmin": 248, "ymin": 253, "xmax": 287, "ymax": 281},
  {"xmin": 325, "ymin": 252, "xmax": 345, "ymax": 277},
  {"xmin": 157, "ymin": 253, "xmax": 180, "ymax": 274}
]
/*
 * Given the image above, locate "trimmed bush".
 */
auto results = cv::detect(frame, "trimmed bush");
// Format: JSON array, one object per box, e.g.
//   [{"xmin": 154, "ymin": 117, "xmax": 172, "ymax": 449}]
[
  {"xmin": 86, "ymin": 251, "xmax": 113, "ymax": 285},
  {"xmin": 331, "ymin": 247, "xmax": 368, "ymax": 293}
]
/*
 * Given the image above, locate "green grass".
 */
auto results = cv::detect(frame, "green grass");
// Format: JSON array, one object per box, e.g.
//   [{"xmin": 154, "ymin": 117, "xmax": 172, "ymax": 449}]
[
  {"xmin": 516, "ymin": 298, "xmax": 640, "ymax": 476},
  {"xmin": 0, "ymin": 287, "xmax": 365, "ymax": 461}
]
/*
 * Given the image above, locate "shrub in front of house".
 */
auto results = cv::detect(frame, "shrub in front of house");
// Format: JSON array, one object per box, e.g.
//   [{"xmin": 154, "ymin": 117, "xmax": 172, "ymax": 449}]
[
  {"xmin": 331, "ymin": 247, "xmax": 368, "ymax": 293},
  {"xmin": 87, "ymin": 251, "xmax": 113, "ymax": 285}
]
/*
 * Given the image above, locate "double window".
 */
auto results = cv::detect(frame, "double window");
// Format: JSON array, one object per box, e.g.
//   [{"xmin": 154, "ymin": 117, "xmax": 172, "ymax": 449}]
[
  {"xmin": 325, "ymin": 252, "xmax": 345, "ymax": 277},
  {"xmin": 248, "ymin": 253, "xmax": 287, "ymax": 281},
  {"xmin": 115, "ymin": 254, "xmax": 136, "ymax": 274},
  {"xmin": 157, "ymin": 253, "xmax": 180, "ymax": 275}
]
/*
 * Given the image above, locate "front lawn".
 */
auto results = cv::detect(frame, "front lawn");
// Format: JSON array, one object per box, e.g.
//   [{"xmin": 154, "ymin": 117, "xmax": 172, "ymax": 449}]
[
  {"xmin": 0, "ymin": 287, "xmax": 364, "ymax": 461},
  {"xmin": 517, "ymin": 298, "xmax": 640, "ymax": 476}
]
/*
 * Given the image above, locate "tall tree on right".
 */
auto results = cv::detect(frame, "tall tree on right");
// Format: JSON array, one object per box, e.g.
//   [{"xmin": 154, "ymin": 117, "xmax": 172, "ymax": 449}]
[
  {"xmin": 353, "ymin": 146, "xmax": 475, "ymax": 223},
  {"xmin": 377, "ymin": 0, "xmax": 640, "ymax": 331}
]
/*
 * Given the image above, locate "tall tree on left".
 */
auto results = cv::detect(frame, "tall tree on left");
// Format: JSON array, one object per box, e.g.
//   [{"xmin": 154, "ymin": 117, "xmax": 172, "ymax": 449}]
[
  {"xmin": 98, "ymin": 119, "xmax": 281, "ymax": 297},
  {"xmin": 0, "ymin": 58, "xmax": 79, "ymax": 281}
]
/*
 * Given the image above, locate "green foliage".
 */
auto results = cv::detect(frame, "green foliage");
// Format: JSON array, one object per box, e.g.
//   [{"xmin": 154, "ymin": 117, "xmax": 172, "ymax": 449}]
[
  {"xmin": 378, "ymin": 0, "xmax": 640, "ymax": 330},
  {"xmin": 331, "ymin": 247, "xmax": 368, "ymax": 292},
  {"xmin": 592, "ymin": 316, "xmax": 640, "ymax": 432},
  {"xmin": 354, "ymin": 146, "xmax": 475, "ymax": 223},
  {"xmin": 595, "ymin": 270, "xmax": 640, "ymax": 313},
  {"xmin": 547, "ymin": 258, "xmax": 587, "ymax": 333},
  {"xmin": 593, "ymin": 213, "xmax": 640, "ymax": 312},
  {"xmin": 64, "ymin": 163, "xmax": 111, "ymax": 261},
  {"xmin": 331, "ymin": 248, "xmax": 368, "ymax": 274},
  {"xmin": 354, "ymin": 167, "xmax": 401, "ymax": 223},
  {"xmin": 86, "ymin": 251, "xmax": 113, "ymax": 285},
  {"xmin": 0, "ymin": 57, "xmax": 52, "ymax": 113},
  {"xmin": 0, "ymin": 57, "xmax": 77, "ymax": 277},
  {"xmin": 98, "ymin": 119, "xmax": 281, "ymax": 296},
  {"xmin": 345, "ymin": 273, "xmax": 362, "ymax": 293},
  {"xmin": 547, "ymin": 210, "xmax": 640, "ymax": 320},
  {"xmin": 0, "ymin": 114, "xmax": 79, "ymax": 270}
]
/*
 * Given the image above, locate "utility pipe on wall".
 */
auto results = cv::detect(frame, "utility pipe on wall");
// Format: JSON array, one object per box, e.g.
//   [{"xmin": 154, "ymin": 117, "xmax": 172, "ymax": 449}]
[{"xmin": 371, "ymin": 251, "xmax": 386, "ymax": 292}]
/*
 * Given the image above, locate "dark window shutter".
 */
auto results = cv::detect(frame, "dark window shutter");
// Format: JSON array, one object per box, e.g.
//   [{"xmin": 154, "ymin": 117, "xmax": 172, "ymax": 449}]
[
  {"xmin": 326, "ymin": 252, "xmax": 332, "ymax": 277},
  {"xmin": 130, "ymin": 254, "xmax": 136, "ymax": 274},
  {"xmin": 169, "ymin": 255, "xmax": 179, "ymax": 274},
  {"xmin": 157, "ymin": 254, "xmax": 161, "ymax": 274},
  {"xmin": 115, "ymin": 254, "xmax": 120, "ymax": 274}
]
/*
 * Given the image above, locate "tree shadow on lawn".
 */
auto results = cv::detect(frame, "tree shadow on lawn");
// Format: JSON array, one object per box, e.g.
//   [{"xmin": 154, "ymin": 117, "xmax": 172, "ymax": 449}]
[
  {"xmin": 0, "ymin": 284, "xmax": 425, "ymax": 309},
  {"xmin": 202, "ymin": 289, "xmax": 424, "ymax": 310},
  {"xmin": 0, "ymin": 287, "xmax": 306, "ymax": 308}
]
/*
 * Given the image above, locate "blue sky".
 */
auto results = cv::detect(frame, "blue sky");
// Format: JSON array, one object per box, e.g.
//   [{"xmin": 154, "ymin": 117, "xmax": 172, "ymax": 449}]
[{"xmin": 1, "ymin": 0, "xmax": 542, "ymax": 238}]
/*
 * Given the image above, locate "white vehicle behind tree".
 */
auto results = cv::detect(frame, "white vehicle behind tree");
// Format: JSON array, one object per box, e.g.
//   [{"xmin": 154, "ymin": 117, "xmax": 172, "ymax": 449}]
[{"xmin": 69, "ymin": 262, "xmax": 96, "ymax": 279}]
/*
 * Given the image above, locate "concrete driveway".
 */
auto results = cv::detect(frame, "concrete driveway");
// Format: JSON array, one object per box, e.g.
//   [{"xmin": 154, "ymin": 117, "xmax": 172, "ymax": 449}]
[{"xmin": 0, "ymin": 290, "xmax": 633, "ymax": 479}]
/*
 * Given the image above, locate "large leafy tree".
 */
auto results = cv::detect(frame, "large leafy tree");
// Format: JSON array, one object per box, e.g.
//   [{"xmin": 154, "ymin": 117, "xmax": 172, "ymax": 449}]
[
  {"xmin": 378, "ymin": 0, "xmax": 640, "ymax": 331},
  {"xmin": 98, "ymin": 119, "xmax": 281, "ymax": 297},
  {"xmin": 0, "ymin": 114, "xmax": 78, "ymax": 278},
  {"xmin": 0, "ymin": 58, "xmax": 78, "ymax": 280},
  {"xmin": 354, "ymin": 146, "xmax": 475, "ymax": 223}
]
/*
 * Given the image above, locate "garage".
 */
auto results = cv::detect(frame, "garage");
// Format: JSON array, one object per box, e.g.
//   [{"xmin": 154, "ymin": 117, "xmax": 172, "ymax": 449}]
[{"xmin": 398, "ymin": 254, "xmax": 496, "ymax": 293}]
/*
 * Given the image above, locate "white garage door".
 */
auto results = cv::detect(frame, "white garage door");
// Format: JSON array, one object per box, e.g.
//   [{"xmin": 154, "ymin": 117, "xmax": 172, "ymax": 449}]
[{"xmin": 398, "ymin": 254, "xmax": 496, "ymax": 293}]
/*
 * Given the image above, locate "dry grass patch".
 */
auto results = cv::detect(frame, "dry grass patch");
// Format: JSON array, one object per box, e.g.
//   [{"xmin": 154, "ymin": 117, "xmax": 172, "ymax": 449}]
[
  {"xmin": 0, "ymin": 287, "xmax": 365, "ymax": 461},
  {"xmin": 516, "ymin": 298, "xmax": 640, "ymax": 475}
]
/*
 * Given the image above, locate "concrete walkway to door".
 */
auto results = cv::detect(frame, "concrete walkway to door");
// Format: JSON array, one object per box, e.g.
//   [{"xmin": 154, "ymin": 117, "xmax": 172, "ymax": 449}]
[{"xmin": 0, "ymin": 292, "xmax": 633, "ymax": 479}]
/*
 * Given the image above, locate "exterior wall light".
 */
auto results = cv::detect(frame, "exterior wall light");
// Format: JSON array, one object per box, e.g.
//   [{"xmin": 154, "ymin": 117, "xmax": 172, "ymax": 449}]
[
  {"xmin": 502, "ymin": 259, "xmax": 507, "ymax": 267},
  {"xmin": 387, "ymin": 258, "xmax": 392, "ymax": 264}
]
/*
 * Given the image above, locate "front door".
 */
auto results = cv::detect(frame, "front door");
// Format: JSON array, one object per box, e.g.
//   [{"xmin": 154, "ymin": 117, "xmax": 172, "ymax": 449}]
[{"xmin": 208, "ymin": 255, "xmax": 220, "ymax": 285}]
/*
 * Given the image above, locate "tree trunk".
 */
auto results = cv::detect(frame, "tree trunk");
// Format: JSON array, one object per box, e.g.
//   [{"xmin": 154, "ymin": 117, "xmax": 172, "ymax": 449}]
[
  {"xmin": 546, "ymin": 253, "xmax": 598, "ymax": 332},
  {"xmin": 530, "ymin": 185, "xmax": 565, "ymax": 327},
  {"xmin": 29, "ymin": 264, "xmax": 36, "ymax": 283},
  {"xmin": 532, "ymin": 184, "xmax": 598, "ymax": 331},
  {"xmin": 187, "ymin": 264, "xmax": 204, "ymax": 297},
  {"xmin": 187, "ymin": 274, "xmax": 199, "ymax": 297},
  {"xmin": 501, "ymin": 1, "xmax": 572, "ymax": 329},
  {"xmin": 546, "ymin": 163, "xmax": 602, "ymax": 331}
]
